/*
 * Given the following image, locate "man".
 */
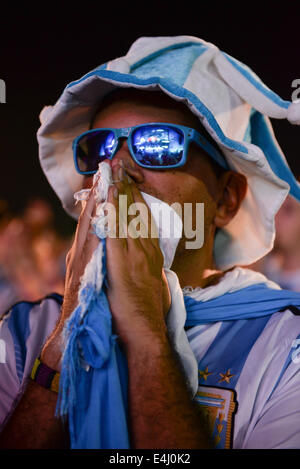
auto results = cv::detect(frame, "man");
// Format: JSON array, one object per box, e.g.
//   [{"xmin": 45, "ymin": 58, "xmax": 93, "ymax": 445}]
[{"xmin": 1, "ymin": 36, "xmax": 300, "ymax": 449}]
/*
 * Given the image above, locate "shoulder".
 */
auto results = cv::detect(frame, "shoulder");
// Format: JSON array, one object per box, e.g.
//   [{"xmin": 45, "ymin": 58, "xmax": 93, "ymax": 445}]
[
  {"xmin": 264, "ymin": 305, "xmax": 300, "ymax": 346},
  {"xmin": 0, "ymin": 294, "xmax": 63, "ymax": 430},
  {"xmin": 1, "ymin": 293, "xmax": 63, "ymax": 344},
  {"xmin": 1, "ymin": 293, "xmax": 63, "ymax": 328},
  {"xmin": 0, "ymin": 293, "xmax": 63, "ymax": 382}
]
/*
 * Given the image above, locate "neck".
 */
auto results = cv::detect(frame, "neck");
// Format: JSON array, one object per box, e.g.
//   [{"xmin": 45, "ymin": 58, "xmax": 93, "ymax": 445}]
[{"xmin": 171, "ymin": 235, "xmax": 223, "ymax": 289}]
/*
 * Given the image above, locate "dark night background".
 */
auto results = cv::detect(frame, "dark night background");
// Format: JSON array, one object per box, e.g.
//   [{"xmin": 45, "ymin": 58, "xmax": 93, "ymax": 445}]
[{"xmin": 0, "ymin": 2, "xmax": 299, "ymax": 236}]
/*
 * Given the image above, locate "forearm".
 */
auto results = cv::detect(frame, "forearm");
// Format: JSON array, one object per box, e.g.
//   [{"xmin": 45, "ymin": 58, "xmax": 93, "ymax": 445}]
[
  {"xmin": 126, "ymin": 332, "xmax": 211, "ymax": 449},
  {"xmin": 0, "ymin": 380, "xmax": 69, "ymax": 449}
]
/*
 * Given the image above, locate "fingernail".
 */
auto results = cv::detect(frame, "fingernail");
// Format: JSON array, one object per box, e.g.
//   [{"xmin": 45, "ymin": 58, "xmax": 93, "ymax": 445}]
[
  {"xmin": 114, "ymin": 187, "xmax": 118, "ymax": 199},
  {"xmin": 126, "ymin": 174, "xmax": 133, "ymax": 184}
]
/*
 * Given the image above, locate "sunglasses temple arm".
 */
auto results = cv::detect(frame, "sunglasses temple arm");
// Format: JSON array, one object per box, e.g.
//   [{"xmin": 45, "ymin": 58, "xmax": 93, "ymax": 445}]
[{"xmin": 190, "ymin": 130, "xmax": 229, "ymax": 170}]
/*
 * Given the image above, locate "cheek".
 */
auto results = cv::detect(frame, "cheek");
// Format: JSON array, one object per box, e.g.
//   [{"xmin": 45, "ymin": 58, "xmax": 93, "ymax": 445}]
[
  {"xmin": 143, "ymin": 172, "xmax": 217, "ymax": 232},
  {"xmin": 82, "ymin": 176, "xmax": 94, "ymax": 189},
  {"xmin": 145, "ymin": 171, "xmax": 216, "ymax": 207},
  {"xmin": 139, "ymin": 171, "xmax": 179, "ymax": 204}
]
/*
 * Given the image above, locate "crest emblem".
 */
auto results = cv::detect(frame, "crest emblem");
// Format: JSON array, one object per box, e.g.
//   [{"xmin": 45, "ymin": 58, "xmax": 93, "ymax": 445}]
[{"xmin": 195, "ymin": 385, "xmax": 237, "ymax": 449}]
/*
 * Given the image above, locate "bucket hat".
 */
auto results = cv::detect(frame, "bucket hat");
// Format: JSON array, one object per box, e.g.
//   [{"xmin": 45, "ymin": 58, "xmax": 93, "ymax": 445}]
[{"xmin": 37, "ymin": 35, "xmax": 300, "ymax": 269}]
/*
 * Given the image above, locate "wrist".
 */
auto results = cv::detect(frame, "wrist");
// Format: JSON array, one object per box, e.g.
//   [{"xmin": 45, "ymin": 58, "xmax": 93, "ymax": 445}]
[{"xmin": 30, "ymin": 357, "xmax": 60, "ymax": 394}]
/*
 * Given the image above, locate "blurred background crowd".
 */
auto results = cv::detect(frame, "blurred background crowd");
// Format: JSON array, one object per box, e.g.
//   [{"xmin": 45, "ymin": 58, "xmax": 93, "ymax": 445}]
[
  {"xmin": 0, "ymin": 183, "xmax": 299, "ymax": 317},
  {"xmin": 249, "ymin": 186, "xmax": 300, "ymax": 291},
  {"xmin": 0, "ymin": 197, "xmax": 73, "ymax": 316}
]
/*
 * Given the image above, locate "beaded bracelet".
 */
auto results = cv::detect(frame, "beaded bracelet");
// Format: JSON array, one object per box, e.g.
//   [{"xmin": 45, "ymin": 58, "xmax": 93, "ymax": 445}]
[{"xmin": 30, "ymin": 357, "xmax": 60, "ymax": 393}]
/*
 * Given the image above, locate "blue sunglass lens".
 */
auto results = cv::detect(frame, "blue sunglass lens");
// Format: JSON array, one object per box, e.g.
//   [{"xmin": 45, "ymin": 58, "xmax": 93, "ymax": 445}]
[
  {"xmin": 76, "ymin": 130, "xmax": 115, "ymax": 173},
  {"xmin": 131, "ymin": 125, "xmax": 185, "ymax": 167}
]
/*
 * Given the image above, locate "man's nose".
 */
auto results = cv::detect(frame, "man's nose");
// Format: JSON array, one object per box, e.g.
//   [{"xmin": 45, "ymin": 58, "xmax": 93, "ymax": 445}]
[
  {"xmin": 110, "ymin": 138, "xmax": 132, "ymax": 169},
  {"xmin": 109, "ymin": 139, "xmax": 144, "ymax": 183}
]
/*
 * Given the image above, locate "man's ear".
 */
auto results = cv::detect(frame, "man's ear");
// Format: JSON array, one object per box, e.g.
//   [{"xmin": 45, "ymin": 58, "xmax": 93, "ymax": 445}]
[{"xmin": 214, "ymin": 171, "xmax": 247, "ymax": 228}]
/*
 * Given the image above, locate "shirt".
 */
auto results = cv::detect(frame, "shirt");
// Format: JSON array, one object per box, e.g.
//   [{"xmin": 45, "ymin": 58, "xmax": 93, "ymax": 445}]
[{"xmin": 1, "ymin": 270, "xmax": 300, "ymax": 449}]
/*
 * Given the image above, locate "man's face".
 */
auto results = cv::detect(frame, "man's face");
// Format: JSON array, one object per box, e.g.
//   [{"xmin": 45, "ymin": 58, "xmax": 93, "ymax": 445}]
[{"xmin": 85, "ymin": 89, "xmax": 221, "ymax": 235}]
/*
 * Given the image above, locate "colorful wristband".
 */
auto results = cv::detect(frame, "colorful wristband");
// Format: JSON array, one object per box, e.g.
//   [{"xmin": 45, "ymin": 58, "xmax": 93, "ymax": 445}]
[{"xmin": 30, "ymin": 357, "xmax": 60, "ymax": 393}]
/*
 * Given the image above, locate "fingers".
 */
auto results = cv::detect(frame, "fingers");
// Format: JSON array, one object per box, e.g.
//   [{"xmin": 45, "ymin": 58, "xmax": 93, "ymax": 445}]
[
  {"xmin": 73, "ymin": 188, "xmax": 97, "ymax": 250},
  {"xmin": 73, "ymin": 172, "xmax": 105, "ymax": 246},
  {"xmin": 106, "ymin": 187, "xmax": 126, "ymax": 248},
  {"xmin": 129, "ymin": 181, "xmax": 159, "ymax": 242},
  {"xmin": 106, "ymin": 163, "xmax": 161, "ymax": 262},
  {"xmin": 110, "ymin": 164, "xmax": 150, "ymax": 240}
]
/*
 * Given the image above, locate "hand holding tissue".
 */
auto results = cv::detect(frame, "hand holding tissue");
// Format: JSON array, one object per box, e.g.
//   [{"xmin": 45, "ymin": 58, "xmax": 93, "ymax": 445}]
[{"xmin": 55, "ymin": 161, "xmax": 198, "ymax": 449}]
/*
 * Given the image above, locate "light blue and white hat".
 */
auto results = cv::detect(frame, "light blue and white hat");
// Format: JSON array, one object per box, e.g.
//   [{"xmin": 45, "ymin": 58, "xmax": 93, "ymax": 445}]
[{"xmin": 37, "ymin": 35, "xmax": 300, "ymax": 270}]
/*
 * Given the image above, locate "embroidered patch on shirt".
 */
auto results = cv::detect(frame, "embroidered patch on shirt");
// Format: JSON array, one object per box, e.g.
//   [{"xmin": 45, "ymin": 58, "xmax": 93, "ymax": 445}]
[{"xmin": 195, "ymin": 385, "xmax": 237, "ymax": 449}]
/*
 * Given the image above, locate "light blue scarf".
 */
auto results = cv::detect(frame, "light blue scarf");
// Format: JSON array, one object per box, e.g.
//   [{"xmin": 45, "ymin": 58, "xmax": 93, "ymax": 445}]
[
  {"xmin": 56, "ymin": 241, "xmax": 300, "ymax": 449},
  {"xmin": 56, "ymin": 239, "xmax": 129, "ymax": 449},
  {"xmin": 184, "ymin": 283, "xmax": 300, "ymax": 326}
]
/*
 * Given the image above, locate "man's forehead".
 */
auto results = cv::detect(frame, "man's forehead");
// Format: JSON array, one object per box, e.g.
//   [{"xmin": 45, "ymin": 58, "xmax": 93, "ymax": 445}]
[
  {"xmin": 92, "ymin": 87, "xmax": 201, "ymax": 129},
  {"xmin": 101, "ymin": 87, "xmax": 182, "ymax": 108}
]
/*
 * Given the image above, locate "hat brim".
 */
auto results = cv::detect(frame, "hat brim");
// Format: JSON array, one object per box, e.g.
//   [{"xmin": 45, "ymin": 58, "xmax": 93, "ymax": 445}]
[{"xmin": 37, "ymin": 71, "xmax": 290, "ymax": 270}]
